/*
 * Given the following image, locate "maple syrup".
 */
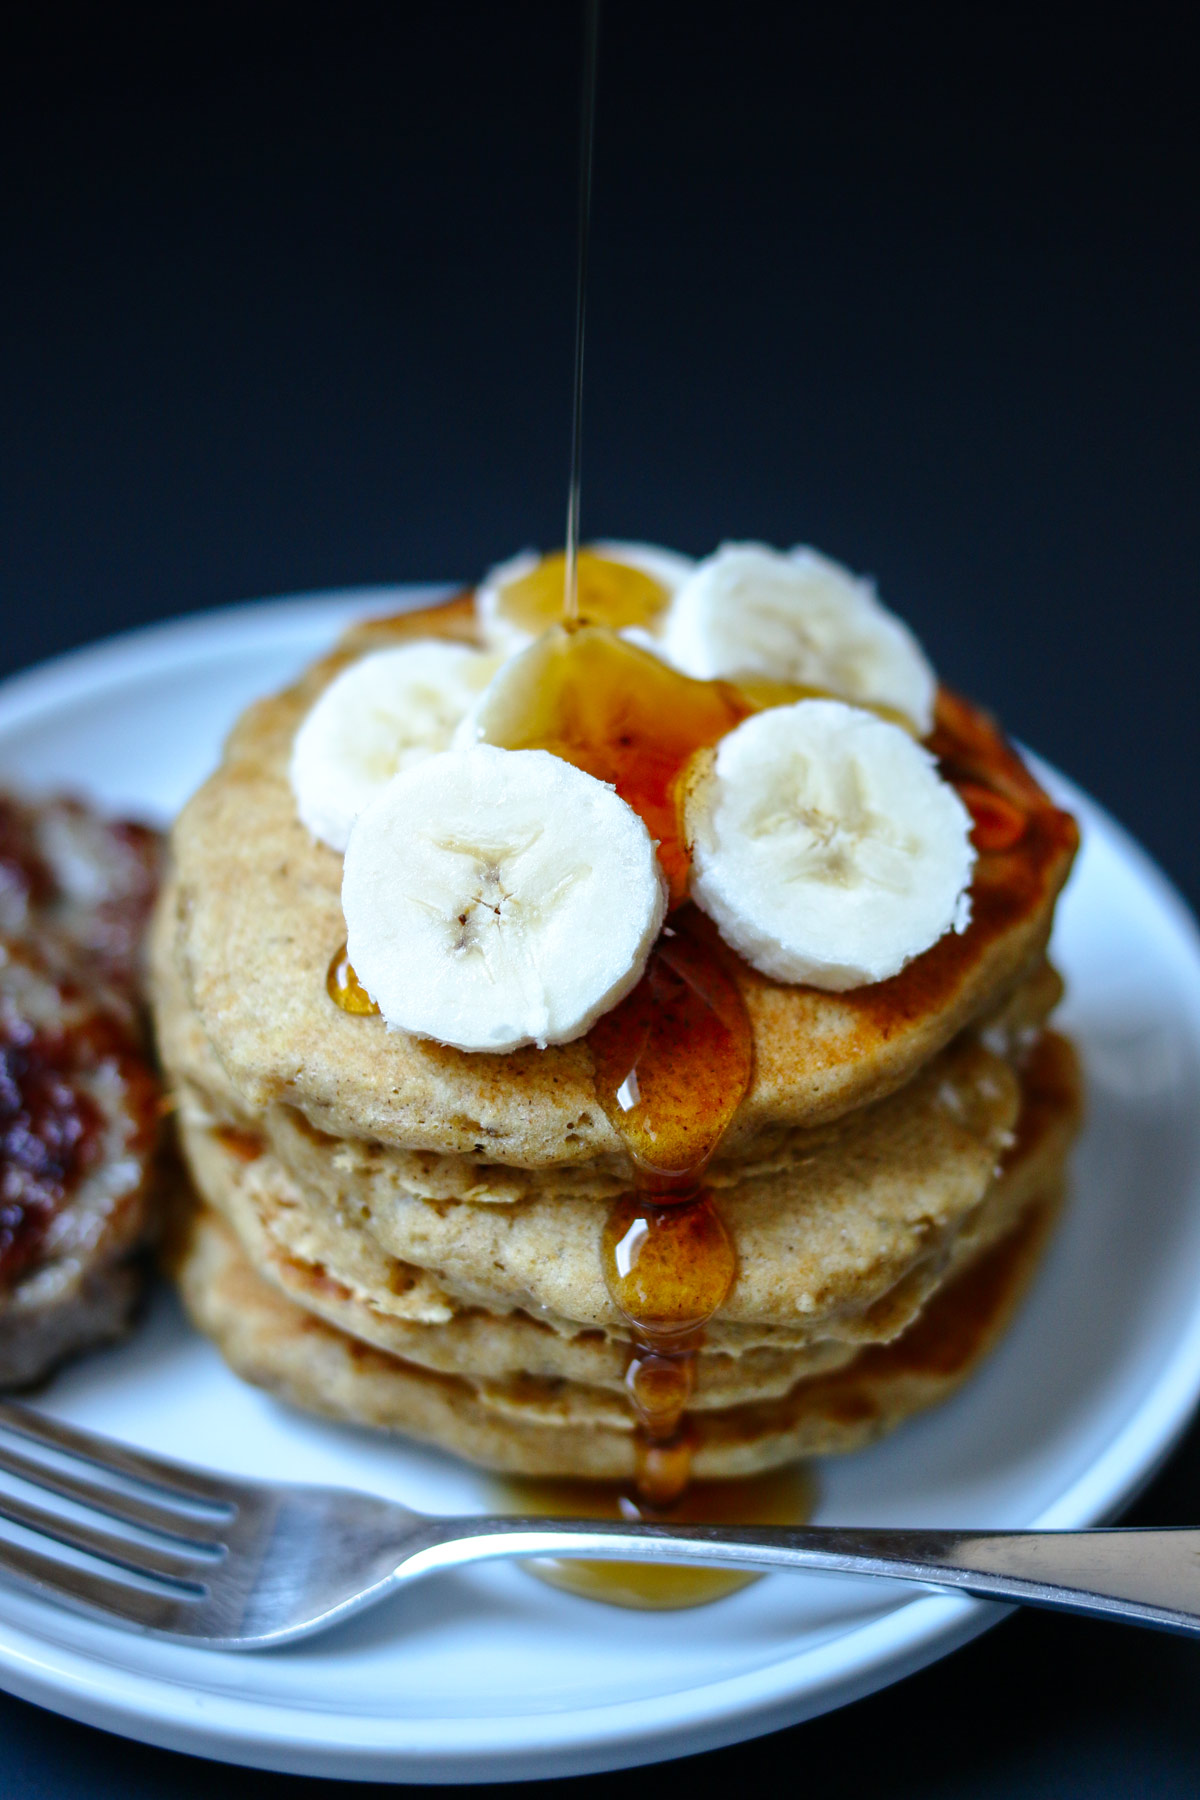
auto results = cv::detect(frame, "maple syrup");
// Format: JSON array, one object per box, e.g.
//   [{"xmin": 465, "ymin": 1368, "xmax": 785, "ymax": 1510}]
[
  {"xmin": 475, "ymin": 623, "xmax": 750, "ymax": 907},
  {"xmin": 214, "ymin": 1124, "xmax": 264, "ymax": 1164},
  {"xmin": 603, "ymin": 1187, "xmax": 738, "ymax": 1504},
  {"xmin": 588, "ymin": 884, "xmax": 751, "ymax": 1504},
  {"xmin": 495, "ymin": 550, "xmax": 671, "ymax": 639},
  {"xmin": 956, "ymin": 782, "xmax": 1028, "ymax": 854},
  {"xmin": 588, "ymin": 905, "xmax": 754, "ymax": 1191},
  {"xmin": 327, "ymin": 943, "xmax": 380, "ymax": 1015},
  {"xmin": 491, "ymin": 1465, "xmax": 816, "ymax": 1609},
  {"xmin": 604, "ymin": 1193, "xmax": 737, "ymax": 1335},
  {"xmin": 312, "ymin": 0, "xmax": 1073, "ymax": 1560}
]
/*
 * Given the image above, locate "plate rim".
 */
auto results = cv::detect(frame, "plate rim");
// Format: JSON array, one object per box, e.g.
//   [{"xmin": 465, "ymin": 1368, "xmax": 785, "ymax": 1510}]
[{"xmin": 2, "ymin": 587, "xmax": 1200, "ymax": 1781}]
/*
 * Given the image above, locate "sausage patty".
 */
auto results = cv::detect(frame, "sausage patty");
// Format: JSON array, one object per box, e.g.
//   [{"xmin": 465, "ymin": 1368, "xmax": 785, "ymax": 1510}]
[{"xmin": 1, "ymin": 793, "xmax": 163, "ymax": 1389}]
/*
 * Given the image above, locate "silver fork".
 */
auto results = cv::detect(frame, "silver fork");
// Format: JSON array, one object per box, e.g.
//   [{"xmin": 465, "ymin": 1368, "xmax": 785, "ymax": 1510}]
[{"xmin": 2, "ymin": 1399, "xmax": 1199, "ymax": 1647}]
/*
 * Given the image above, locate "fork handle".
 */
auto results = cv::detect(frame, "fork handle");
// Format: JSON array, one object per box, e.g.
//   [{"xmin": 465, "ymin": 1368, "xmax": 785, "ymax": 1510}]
[{"xmin": 413, "ymin": 1519, "xmax": 1200, "ymax": 1635}]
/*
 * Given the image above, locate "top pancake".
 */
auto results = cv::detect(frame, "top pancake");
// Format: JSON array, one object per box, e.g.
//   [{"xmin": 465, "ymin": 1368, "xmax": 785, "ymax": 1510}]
[{"xmin": 166, "ymin": 595, "xmax": 1078, "ymax": 1169}]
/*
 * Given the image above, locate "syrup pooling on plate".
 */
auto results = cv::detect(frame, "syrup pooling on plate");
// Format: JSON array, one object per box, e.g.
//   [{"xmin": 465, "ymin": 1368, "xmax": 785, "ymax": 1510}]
[{"xmin": 493, "ymin": 1465, "xmax": 816, "ymax": 1610}]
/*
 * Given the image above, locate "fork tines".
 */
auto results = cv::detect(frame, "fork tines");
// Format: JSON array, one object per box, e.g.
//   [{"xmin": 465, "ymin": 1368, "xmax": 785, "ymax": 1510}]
[{"xmin": 0, "ymin": 1401, "xmax": 236, "ymax": 1630}]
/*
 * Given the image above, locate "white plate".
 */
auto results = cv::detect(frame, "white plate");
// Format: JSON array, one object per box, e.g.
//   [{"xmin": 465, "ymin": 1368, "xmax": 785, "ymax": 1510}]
[{"xmin": 2, "ymin": 588, "xmax": 1200, "ymax": 1783}]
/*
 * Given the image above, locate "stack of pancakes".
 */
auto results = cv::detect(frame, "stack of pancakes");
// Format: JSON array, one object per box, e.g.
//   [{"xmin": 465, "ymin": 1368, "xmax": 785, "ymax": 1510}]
[{"xmin": 152, "ymin": 600, "xmax": 1081, "ymax": 1482}]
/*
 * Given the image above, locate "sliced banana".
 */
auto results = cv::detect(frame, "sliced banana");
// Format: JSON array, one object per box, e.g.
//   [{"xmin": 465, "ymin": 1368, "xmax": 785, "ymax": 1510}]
[
  {"xmin": 290, "ymin": 641, "xmax": 501, "ymax": 852},
  {"xmin": 684, "ymin": 700, "xmax": 974, "ymax": 990},
  {"xmin": 475, "ymin": 541, "xmax": 693, "ymax": 657},
  {"xmin": 660, "ymin": 542, "xmax": 937, "ymax": 735},
  {"xmin": 342, "ymin": 745, "xmax": 667, "ymax": 1052}
]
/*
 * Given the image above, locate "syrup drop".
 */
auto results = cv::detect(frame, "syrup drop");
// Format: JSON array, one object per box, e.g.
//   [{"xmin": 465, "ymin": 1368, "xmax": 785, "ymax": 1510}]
[
  {"xmin": 625, "ymin": 1351, "xmax": 695, "ymax": 1428},
  {"xmin": 326, "ymin": 943, "xmax": 380, "ymax": 1015},
  {"xmin": 604, "ymin": 1194, "xmax": 737, "ymax": 1341},
  {"xmin": 633, "ymin": 1429, "xmax": 699, "ymax": 1510}
]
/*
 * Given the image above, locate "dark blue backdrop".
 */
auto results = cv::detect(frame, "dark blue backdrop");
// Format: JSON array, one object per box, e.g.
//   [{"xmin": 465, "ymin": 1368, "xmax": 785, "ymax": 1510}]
[{"xmin": 2, "ymin": 2, "xmax": 1199, "ymax": 1791}]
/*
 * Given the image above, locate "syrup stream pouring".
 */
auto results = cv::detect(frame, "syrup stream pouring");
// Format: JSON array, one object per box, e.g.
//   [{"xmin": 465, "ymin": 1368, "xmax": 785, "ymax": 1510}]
[
  {"xmin": 562, "ymin": 0, "xmax": 600, "ymax": 623},
  {"xmin": 2, "ymin": 1401, "xmax": 1200, "ymax": 1646}
]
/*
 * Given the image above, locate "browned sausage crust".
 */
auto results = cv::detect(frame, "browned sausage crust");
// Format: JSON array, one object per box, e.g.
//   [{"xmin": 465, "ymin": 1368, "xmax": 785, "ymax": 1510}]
[{"xmin": 1, "ymin": 792, "xmax": 164, "ymax": 1390}]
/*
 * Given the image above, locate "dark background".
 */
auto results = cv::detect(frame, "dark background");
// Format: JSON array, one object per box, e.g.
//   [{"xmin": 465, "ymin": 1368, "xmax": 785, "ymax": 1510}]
[{"xmin": 2, "ymin": 1, "xmax": 1199, "ymax": 1791}]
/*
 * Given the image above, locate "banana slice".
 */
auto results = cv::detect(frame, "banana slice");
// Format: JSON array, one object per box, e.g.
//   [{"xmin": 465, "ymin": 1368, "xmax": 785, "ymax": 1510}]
[
  {"xmin": 342, "ymin": 745, "xmax": 667, "ymax": 1051},
  {"xmin": 660, "ymin": 542, "xmax": 937, "ymax": 735},
  {"xmin": 475, "ymin": 542, "xmax": 693, "ymax": 657},
  {"xmin": 290, "ymin": 642, "xmax": 501, "ymax": 852},
  {"xmin": 684, "ymin": 700, "xmax": 974, "ymax": 990}
]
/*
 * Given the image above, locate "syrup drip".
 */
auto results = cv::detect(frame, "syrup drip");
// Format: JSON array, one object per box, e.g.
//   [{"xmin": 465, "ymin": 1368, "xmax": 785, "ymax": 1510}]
[
  {"xmin": 326, "ymin": 943, "xmax": 380, "ymax": 1015},
  {"xmin": 589, "ymin": 905, "xmax": 752, "ymax": 1192},
  {"xmin": 604, "ymin": 1188, "xmax": 738, "ymax": 1505},
  {"xmin": 605, "ymin": 1193, "xmax": 738, "ymax": 1330},
  {"xmin": 591, "ymin": 906, "xmax": 753, "ymax": 1506}
]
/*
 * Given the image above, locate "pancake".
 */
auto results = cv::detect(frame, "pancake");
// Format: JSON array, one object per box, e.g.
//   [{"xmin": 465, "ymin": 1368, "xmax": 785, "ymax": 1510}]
[
  {"xmin": 153, "ymin": 884, "xmax": 1064, "ymax": 1205},
  {"xmin": 172, "ymin": 1032, "xmax": 1078, "ymax": 1418},
  {"xmin": 169, "ymin": 1018, "xmax": 1017, "ymax": 1331},
  {"xmin": 154, "ymin": 891, "xmax": 1069, "ymax": 1342},
  {"xmin": 158, "ymin": 895, "xmax": 1075, "ymax": 1350},
  {"xmin": 162, "ymin": 595, "xmax": 1078, "ymax": 1171},
  {"xmin": 254, "ymin": 1029, "xmax": 1024, "ymax": 1325},
  {"xmin": 172, "ymin": 1179, "xmax": 1065, "ymax": 1478}
]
